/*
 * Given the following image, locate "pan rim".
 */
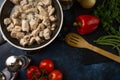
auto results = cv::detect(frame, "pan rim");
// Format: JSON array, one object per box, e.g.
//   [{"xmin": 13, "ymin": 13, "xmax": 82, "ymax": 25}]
[{"xmin": 0, "ymin": 0, "xmax": 63, "ymax": 51}]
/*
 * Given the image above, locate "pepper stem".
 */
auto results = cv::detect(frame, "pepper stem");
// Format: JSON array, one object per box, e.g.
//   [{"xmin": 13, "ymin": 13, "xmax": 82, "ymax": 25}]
[{"xmin": 73, "ymin": 22, "xmax": 82, "ymax": 27}]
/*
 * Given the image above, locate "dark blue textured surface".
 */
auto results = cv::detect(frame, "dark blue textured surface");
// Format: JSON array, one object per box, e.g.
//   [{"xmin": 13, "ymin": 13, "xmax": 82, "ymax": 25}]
[
  {"xmin": 1, "ymin": 41, "xmax": 120, "ymax": 80},
  {"xmin": 0, "ymin": 0, "xmax": 120, "ymax": 80}
]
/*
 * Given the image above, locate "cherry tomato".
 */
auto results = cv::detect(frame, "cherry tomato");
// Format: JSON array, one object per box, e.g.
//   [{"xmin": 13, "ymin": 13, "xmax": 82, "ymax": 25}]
[
  {"xmin": 26, "ymin": 66, "xmax": 41, "ymax": 80},
  {"xmin": 39, "ymin": 59, "xmax": 54, "ymax": 73},
  {"xmin": 41, "ymin": 78, "xmax": 48, "ymax": 80},
  {"xmin": 49, "ymin": 70, "xmax": 63, "ymax": 80}
]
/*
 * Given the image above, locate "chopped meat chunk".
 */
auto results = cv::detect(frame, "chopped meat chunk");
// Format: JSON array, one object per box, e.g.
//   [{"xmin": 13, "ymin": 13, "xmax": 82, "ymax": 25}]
[
  {"xmin": 37, "ymin": 2, "xmax": 44, "ymax": 6},
  {"xmin": 12, "ymin": 26, "xmax": 22, "ymax": 32},
  {"xmin": 43, "ymin": 28, "xmax": 51, "ymax": 40},
  {"xmin": 38, "ymin": 23, "xmax": 45, "ymax": 31},
  {"xmin": 10, "ymin": 0, "xmax": 20, "ymax": 5},
  {"xmin": 39, "ymin": 31, "xmax": 44, "ymax": 37},
  {"xmin": 21, "ymin": 20, "xmax": 30, "ymax": 32},
  {"xmin": 11, "ymin": 11, "xmax": 21, "ymax": 18},
  {"xmin": 35, "ymin": 36, "xmax": 41, "ymax": 44},
  {"xmin": 24, "ymin": 35, "xmax": 31, "ymax": 41},
  {"xmin": 27, "ymin": 13, "xmax": 34, "ymax": 21},
  {"xmin": 51, "ymin": 23, "xmax": 56, "ymax": 31},
  {"xmin": 7, "ymin": 23, "xmax": 15, "ymax": 32},
  {"xmin": 16, "ymin": 32, "xmax": 25, "ymax": 39},
  {"xmin": 29, "ymin": 37, "xmax": 36, "ymax": 45},
  {"xmin": 35, "ymin": 14, "xmax": 48, "ymax": 20},
  {"xmin": 21, "ymin": 13, "xmax": 27, "ymax": 19},
  {"xmin": 31, "ymin": 29, "xmax": 39, "ymax": 37},
  {"xmin": 41, "ymin": 0, "xmax": 52, "ymax": 6},
  {"xmin": 4, "ymin": 18, "xmax": 12, "ymax": 25},
  {"xmin": 12, "ymin": 18, "xmax": 21, "ymax": 26},
  {"xmin": 17, "ymin": 5, "xmax": 23, "ymax": 12},
  {"xmin": 42, "ymin": 19, "xmax": 51, "ymax": 26},
  {"xmin": 20, "ymin": 34, "xmax": 31, "ymax": 46},
  {"xmin": 11, "ymin": 31, "xmax": 24, "ymax": 39},
  {"xmin": 49, "ymin": 16, "xmax": 57, "ymax": 22},
  {"xmin": 22, "ymin": 4, "xmax": 32, "ymax": 11},
  {"xmin": 25, "ymin": 8, "xmax": 38, "ymax": 14},
  {"xmin": 30, "ymin": 19, "xmax": 39, "ymax": 30},
  {"xmin": 20, "ymin": 0, "xmax": 28, "ymax": 6},
  {"xmin": 20, "ymin": 38, "xmax": 28, "ymax": 46},
  {"xmin": 37, "ymin": 6, "xmax": 48, "ymax": 16},
  {"xmin": 48, "ymin": 5, "xmax": 55, "ymax": 16}
]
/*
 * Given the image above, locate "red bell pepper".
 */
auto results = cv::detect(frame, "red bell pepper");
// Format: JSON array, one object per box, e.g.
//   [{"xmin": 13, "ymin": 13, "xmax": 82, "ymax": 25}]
[{"xmin": 74, "ymin": 15, "xmax": 100, "ymax": 35}]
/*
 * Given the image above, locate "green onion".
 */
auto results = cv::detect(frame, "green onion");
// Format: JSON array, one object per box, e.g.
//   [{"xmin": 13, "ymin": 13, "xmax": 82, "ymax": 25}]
[{"xmin": 94, "ymin": 35, "xmax": 120, "ymax": 56}]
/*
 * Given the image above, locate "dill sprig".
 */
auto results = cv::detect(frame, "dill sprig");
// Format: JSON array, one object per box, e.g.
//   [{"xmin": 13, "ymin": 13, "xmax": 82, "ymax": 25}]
[{"xmin": 94, "ymin": 0, "xmax": 120, "ymax": 35}]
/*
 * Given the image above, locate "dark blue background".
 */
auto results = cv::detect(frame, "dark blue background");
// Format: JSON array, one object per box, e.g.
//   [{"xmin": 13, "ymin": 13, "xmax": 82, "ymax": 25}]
[{"xmin": 0, "ymin": 0, "xmax": 120, "ymax": 80}]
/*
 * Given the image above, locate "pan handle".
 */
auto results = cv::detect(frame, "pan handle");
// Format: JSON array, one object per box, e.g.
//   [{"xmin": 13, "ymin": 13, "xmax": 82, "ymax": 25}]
[{"xmin": 0, "ymin": 33, "xmax": 6, "ymax": 45}]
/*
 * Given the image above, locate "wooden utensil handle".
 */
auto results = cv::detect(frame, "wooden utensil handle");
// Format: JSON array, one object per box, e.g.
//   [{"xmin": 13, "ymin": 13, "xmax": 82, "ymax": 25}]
[{"xmin": 86, "ymin": 43, "xmax": 120, "ymax": 63}]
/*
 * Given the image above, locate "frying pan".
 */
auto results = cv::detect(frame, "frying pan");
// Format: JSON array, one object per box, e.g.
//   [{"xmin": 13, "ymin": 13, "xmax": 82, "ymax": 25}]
[{"xmin": 0, "ymin": 0, "xmax": 63, "ymax": 51}]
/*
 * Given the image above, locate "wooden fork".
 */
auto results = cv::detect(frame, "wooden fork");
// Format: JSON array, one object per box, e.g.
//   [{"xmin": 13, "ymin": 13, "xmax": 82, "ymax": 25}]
[{"xmin": 65, "ymin": 33, "xmax": 120, "ymax": 63}]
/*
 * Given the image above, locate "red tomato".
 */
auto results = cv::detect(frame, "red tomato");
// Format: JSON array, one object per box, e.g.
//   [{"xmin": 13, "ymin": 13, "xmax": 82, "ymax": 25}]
[
  {"xmin": 26, "ymin": 66, "xmax": 41, "ymax": 80},
  {"xmin": 41, "ymin": 78, "xmax": 48, "ymax": 80},
  {"xmin": 39, "ymin": 59, "xmax": 54, "ymax": 73},
  {"xmin": 49, "ymin": 70, "xmax": 63, "ymax": 80}
]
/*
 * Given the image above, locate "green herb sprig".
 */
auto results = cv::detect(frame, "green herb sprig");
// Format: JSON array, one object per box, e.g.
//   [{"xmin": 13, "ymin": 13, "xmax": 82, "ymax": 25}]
[
  {"xmin": 94, "ymin": 0, "xmax": 120, "ymax": 35},
  {"xmin": 94, "ymin": 35, "xmax": 120, "ymax": 55},
  {"xmin": 94, "ymin": 0, "xmax": 120, "ymax": 55}
]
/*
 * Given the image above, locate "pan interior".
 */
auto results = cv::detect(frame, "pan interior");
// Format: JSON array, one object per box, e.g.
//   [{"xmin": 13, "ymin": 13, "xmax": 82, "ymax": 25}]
[{"xmin": 0, "ymin": 0, "xmax": 62, "ymax": 49}]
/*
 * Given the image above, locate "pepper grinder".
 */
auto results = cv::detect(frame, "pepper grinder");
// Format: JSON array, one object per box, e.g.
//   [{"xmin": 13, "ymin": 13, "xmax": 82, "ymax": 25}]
[
  {"xmin": 0, "ymin": 68, "xmax": 16, "ymax": 80},
  {"xmin": 5, "ymin": 55, "xmax": 31, "ymax": 72},
  {"xmin": 0, "ymin": 72, "xmax": 6, "ymax": 80},
  {"xmin": 0, "ymin": 55, "xmax": 31, "ymax": 80}
]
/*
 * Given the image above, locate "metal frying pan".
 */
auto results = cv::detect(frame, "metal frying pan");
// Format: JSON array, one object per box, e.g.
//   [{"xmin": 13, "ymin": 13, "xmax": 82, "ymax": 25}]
[{"xmin": 0, "ymin": 0, "xmax": 63, "ymax": 51}]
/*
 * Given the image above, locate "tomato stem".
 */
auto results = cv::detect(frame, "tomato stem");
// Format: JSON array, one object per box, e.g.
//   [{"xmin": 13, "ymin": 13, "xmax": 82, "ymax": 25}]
[
  {"xmin": 32, "ymin": 72, "xmax": 38, "ymax": 80},
  {"xmin": 39, "ymin": 69, "xmax": 49, "ymax": 80},
  {"xmin": 73, "ymin": 22, "xmax": 82, "ymax": 27}
]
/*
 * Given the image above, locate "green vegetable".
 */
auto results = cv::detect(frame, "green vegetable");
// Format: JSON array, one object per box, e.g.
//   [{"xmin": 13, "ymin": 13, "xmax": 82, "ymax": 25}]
[
  {"xmin": 94, "ymin": 0, "xmax": 120, "ymax": 35},
  {"xmin": 94, "ymin": 0, "xmax": 120, "ymax": 55},
  {"xmin": 77, "ymin": 0, "xmax": 96, "ymax": 9},
  {"xmin": 94, "ymin": 35, "xmax": 120, "ymax": 56}
]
